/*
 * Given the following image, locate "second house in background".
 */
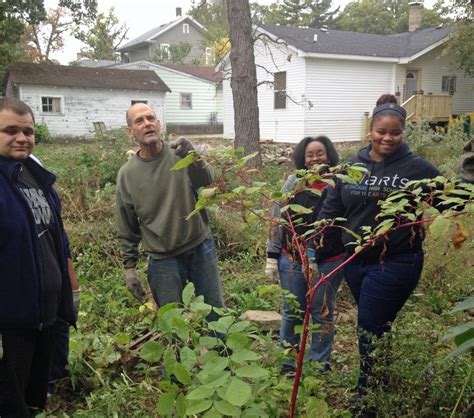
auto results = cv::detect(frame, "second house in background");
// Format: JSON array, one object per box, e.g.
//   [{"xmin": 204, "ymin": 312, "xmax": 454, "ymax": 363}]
[
  {"xmin": 116, "ymin": 9, "xmax": 211, "ymax": 65},
  {"xmin": 115, "ymin": 60, "xmax": 223, "ymax": 133}
]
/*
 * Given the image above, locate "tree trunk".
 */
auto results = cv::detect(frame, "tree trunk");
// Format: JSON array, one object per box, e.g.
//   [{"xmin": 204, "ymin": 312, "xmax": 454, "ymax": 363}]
[{"xmin": 226, "ymin": 0, "xmax": 262, "ymax": 169}]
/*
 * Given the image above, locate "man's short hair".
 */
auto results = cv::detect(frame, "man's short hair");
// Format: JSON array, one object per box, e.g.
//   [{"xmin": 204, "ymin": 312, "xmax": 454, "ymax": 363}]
[{"xmin": 0, "ymin": 97, "xmax": 35, "ymax": 124}]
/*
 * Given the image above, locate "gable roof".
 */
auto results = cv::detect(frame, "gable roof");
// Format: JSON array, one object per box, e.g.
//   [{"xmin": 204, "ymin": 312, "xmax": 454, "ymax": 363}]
[
  {"xmin": 113, "ymin": 60, "xmax": 223, "ymax": 84},
  {"xmin": 160, "ymin": 64, "xmax": 223, "ymax": 83},
  {"xmin": 258, "ymin": 24, "xmax": 455, "ymax": 60},
  {"xmin": 6, "ymin": 62, "xmax": 171, "ymax": 92},
  {"xmin": 117, "ymin": 16, "xmax": 204, "ymax": 52}
]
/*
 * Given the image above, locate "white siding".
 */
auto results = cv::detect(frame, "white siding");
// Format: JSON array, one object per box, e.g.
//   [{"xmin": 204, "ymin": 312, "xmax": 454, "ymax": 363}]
[
  {"xmin": 222, "ymin": 64, "xmax": 234, "ymax": 139},
  {"xmin": 255, "ymin": 40, "xmax": 306, "ymax": 142},
  {"xmin": 408, "ymin": 46, "xmax": 474, "ymax": 114},
  {"xmin": 19, "ymin": 85, "xmax": 165, "ymax": 137},
  {"xmin": 304, "ymin": 58, "xmax": 395, "ymax": 142},
  {"xmin": 116, "ymin": 62, "xmax": 222, "ymax": 125},
  {"xmin": 223, "ymin": 40, "xmax": 306, "ymax": 142},
  {"xmin": 215, "ymin": 86, "xmax": 223, "ymax": 123}
]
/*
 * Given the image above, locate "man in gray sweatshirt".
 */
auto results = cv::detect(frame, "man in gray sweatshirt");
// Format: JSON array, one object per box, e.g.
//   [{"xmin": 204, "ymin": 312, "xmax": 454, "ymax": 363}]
[{"xmin": 116, "ymin": 103, "xmax": 224, "ymax": 311}]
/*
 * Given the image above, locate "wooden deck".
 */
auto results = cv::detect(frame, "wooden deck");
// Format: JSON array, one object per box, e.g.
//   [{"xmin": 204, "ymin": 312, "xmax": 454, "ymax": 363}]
[
  {"xmin": 363, "ymin": 92, "xmax": 453, "ymax": 139},
  {"xmin": 402, "ymin": 93, "xmax": 453, "ymax": 122}
]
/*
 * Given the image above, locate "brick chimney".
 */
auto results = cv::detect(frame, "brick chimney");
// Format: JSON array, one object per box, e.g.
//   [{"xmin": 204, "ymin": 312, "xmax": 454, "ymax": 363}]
[
  {"xmin": 176, "ymin": 7, "xmax": 182, "ymax": 17},
  {"xmin": 408, "ymin": 1, "xmax": 423, "ymax": 32}
]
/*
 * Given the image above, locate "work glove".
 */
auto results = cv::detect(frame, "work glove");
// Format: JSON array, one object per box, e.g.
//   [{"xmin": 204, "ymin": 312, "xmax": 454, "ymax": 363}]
[
  {"xmin": 307, "ymin": 248, "xmax": 319, "ymax": 278},
  {"xmin": 125, "ymin": 268, "xmax": 146, "ymax": 301},
  {"xmin": 169, "ymin": 137, "xmax": 194, "ymax": 158},
  {"xmin": 265, "ymin": 258, "xmax": 279, "ymax": 282},
  {"xmin": 72, "ymin": 289, "xmax": 81, "ymax": 319}
]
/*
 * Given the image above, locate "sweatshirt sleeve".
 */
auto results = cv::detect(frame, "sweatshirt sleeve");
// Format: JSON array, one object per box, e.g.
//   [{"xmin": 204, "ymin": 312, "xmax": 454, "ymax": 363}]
[
  {"xmin": 266, "ymin": 175, "xmax": 298, "ymax": 258},
  {"xmin": 116, "ymin": 174, "xmax": 141, "ymax": 268},
  {"xmin": 317, "ymin": 178, "xmax": 346, "ymax": 222}
]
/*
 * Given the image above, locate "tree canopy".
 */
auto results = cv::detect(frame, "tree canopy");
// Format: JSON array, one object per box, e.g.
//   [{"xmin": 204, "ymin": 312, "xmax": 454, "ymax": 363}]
[
  {"xmin": 334, "ymin": 0, "xmax": 449, "ymax": 34},
  {"xmin": 0, "ymin": 0, "xmax": 97, "ymax": 74},
  {"xmin": 21, "ymin": 7, "xmax": 72, "ymax": 63},
  {"xmin": 189, "ymin": 0, "xmax": 229, "ymax": 64},
  {"xmin": 442, "ymin": 0, "xmax": 474, "ymax": 76},
  {"xmin": 74, "ymin": 7, "xmax": 128, "ymax": 61},
  {"xmin": 250, "ymin": 0, "xmax": 339, "ymax": 27}
]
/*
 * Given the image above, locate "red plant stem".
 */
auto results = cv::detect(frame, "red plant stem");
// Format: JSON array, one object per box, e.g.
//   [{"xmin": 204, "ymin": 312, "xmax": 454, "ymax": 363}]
[
  {"xmin": 288, "ymin": 251, "xmax": 359, "ymax": 417},
  {"xmin": 287, "ymin": 210, "xmax": 468, "ymax": 417}
]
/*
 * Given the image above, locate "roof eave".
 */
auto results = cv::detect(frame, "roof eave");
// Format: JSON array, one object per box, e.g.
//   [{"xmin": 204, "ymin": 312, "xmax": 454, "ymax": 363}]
[
  {"xmin": 398, "ymin": 37, "xmax": 449, "ymax": 64},
  {"xmin": 116, "ymin": 40, "xmax": 152, "ymax": 53},
  {"xmin": 147, "ymin": 16, "xmax": 204, "ymax": 42},
  {"xmin": 301, "ymin": 52, "xmax": 398, "ymax": 62},
  {"xmin": 116, "ymin": 60, "xmax": 219, "ymax": 84}
]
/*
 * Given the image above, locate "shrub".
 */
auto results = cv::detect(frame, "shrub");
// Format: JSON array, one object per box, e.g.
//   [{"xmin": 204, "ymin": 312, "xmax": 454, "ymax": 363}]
[{"xmin": 35, "ymin": 123, "xmax": 51, "ymax": 144}]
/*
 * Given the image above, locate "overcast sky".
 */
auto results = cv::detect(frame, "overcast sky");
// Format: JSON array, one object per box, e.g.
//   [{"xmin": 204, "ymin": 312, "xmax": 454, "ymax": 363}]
[{"xmin": 44, "ymin": 0, "xmax": 438, "ymax": 64}]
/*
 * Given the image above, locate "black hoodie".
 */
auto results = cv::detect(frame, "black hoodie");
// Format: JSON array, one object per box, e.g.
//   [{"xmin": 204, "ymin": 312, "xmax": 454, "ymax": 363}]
[{"xmin": 318, "ymin": 142, "xmax": 440, "ymax": 261}]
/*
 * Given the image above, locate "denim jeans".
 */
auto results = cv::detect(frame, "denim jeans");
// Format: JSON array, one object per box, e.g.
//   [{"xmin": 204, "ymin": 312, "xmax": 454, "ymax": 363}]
[
  {"xmin": 344, "ymin": 250, "xmax": 424, "ymax": 393},
  {"xmin": 147, "ymin": 235, "xmax": 225, "ymax": 317},
  {"xmin": 279, "ymin": 254, "xmax": 344, "ymax": 367}
]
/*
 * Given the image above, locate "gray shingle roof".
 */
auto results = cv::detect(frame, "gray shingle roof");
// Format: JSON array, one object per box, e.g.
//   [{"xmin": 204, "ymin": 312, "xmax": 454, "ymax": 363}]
[
  {"xmin": 6, "ymin": 62, "xmax": 171, "ymax": 92},
  {"xmin": 160, "ymin": 64, "xmax": 223, "ymax": 83},
  {"xmin": 259, "ymin": 24, "xmax": 455, "ymax": 58},
  {"xmin": 118, "ymin": 21, "xmax": 175, "ymax": 50},
  {"xmin": 118, "ymin": 16, "xmax": 202, "ymax": 52}
]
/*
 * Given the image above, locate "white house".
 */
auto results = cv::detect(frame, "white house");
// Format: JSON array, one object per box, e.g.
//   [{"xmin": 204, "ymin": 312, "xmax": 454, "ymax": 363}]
[
  {"xmin": 114, "ymin": 60, "xmax": 223, "ymax": 128},
  {"xmin": 4, "ymin": 62, "xmax": 170, "ymax": 138},
  {"xmin": 223, "ymin": 22, "xmax": 474, "ymax": 143}
]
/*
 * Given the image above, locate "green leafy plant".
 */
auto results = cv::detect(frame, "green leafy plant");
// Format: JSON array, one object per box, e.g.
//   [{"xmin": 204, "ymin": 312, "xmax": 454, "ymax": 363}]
[
  {"xmin": 138, "ymin": 282, "xmax": 286, "ymax": 417},
  {"xmin": 34, "ymin": 122, "xmax": 51, "ymax": 144},
  {"xmin": 442, "ymin": 296, "xmax": 474, "ymax": 359}
]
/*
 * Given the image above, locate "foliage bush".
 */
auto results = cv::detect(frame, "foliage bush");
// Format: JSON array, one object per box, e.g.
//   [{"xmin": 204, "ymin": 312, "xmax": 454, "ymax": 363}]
[
  {"xmin": 34, "ymin": 122, "xmax": 51, "ymax": 144},
  {"xmin": 34, "ymin": 130, "xmax": 473, "ymax": 417},
  {"xmin": 405, "ymin": 115, "xmax": 472, "ymax": 178}
]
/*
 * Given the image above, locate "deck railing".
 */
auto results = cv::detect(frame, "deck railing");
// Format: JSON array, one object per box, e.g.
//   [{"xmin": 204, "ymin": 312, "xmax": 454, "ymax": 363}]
[
  {"xmin": 362, "ymin": 92, "xmax": 454, "ymax": 139},
  {"xmin": 402, "ymin": 92, "xmax": 453, "ymax": 122}
]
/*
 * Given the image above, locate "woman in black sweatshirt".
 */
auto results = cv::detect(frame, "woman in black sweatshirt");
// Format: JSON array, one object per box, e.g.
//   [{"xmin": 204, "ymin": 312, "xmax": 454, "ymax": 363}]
[{"xmin": 318, "ymin": 94, "xmax": 440, "ymax": 406}]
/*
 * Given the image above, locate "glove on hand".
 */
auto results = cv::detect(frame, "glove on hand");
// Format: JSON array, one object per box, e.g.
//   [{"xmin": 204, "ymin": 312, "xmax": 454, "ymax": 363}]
[
  {"xmin": 72, "ymin": 289, "xmax": 81, "ymax": 318},
  {"xmin": 264, "ymin": 258, "xmax": 279, "ymax": 282},
  {"xmin": 169, "ymin": 137, "xmax": 194, "ymax": 158},
  {"xmin": 307, "ymin": 248, "xmax": 319, "ymax": 278},
  {"xmin": 125, "ymin": 268, "xmax": 146, "ymax": 301}
]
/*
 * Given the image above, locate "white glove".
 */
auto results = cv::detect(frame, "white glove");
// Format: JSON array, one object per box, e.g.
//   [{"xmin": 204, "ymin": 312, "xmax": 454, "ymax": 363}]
[
  {"xmin": 72, "ymin": 289, "xmax": 81, "ymax": 318},
  {"xmin": 307, "ymin": 248, "xmax": 319, "ymax": 278},
  {"xmin": 265, "ymin": 258, "xmax": 279, "ymax": 282},
  {"xmin": 125, "ymin": 268, "xmax": 146, "ymax": 301}
]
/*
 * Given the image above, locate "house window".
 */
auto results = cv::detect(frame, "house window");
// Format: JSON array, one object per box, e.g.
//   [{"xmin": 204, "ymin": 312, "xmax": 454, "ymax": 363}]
[
  {"xmin": 274, "ymin": 71, "xmax": 286, "ymax": 109},
  {"xmin": 442, "ymin": 76, "xmax": 456, "ymax": 94},
  {"xmin": 180, "ymin": 93, "xmax": 192, "ymax": 109},
  {"xmin": 131, "ymin": 100, "xmax": 148, "ymax": 105},
  {"xmin": 160, "ymin": 43, "xmax": 170, "ymax": 60},
  {"xmin": 183, "ymin": 23, "xmax": 189, "ymax": 34},
  {"xmin": 41, "ymin": 96, "xmax": 62, "ymax": 114}
]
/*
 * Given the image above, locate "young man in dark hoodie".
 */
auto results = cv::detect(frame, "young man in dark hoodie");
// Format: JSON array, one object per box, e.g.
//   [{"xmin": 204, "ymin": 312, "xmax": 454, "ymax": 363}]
[
  {"xmin": 318, "ymin": 94, "xmax": 440, "ymax": 411},
  {"xmin": 0, "ymin": 97, "xmax": 76, "ymax": 416}
]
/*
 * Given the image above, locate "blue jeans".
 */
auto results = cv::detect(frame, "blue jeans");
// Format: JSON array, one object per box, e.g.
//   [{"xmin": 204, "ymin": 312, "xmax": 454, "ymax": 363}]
[
  {"xmin": 344, "ymin": 251, "xmax": 424, "ymax": 393},
  {"xmin": 279, "ymin": 254, "xmax": 344, "ymax": 367},
  {"xmin": 147, "ymin": 235, "xmax": 225, "ymax": 317}
]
